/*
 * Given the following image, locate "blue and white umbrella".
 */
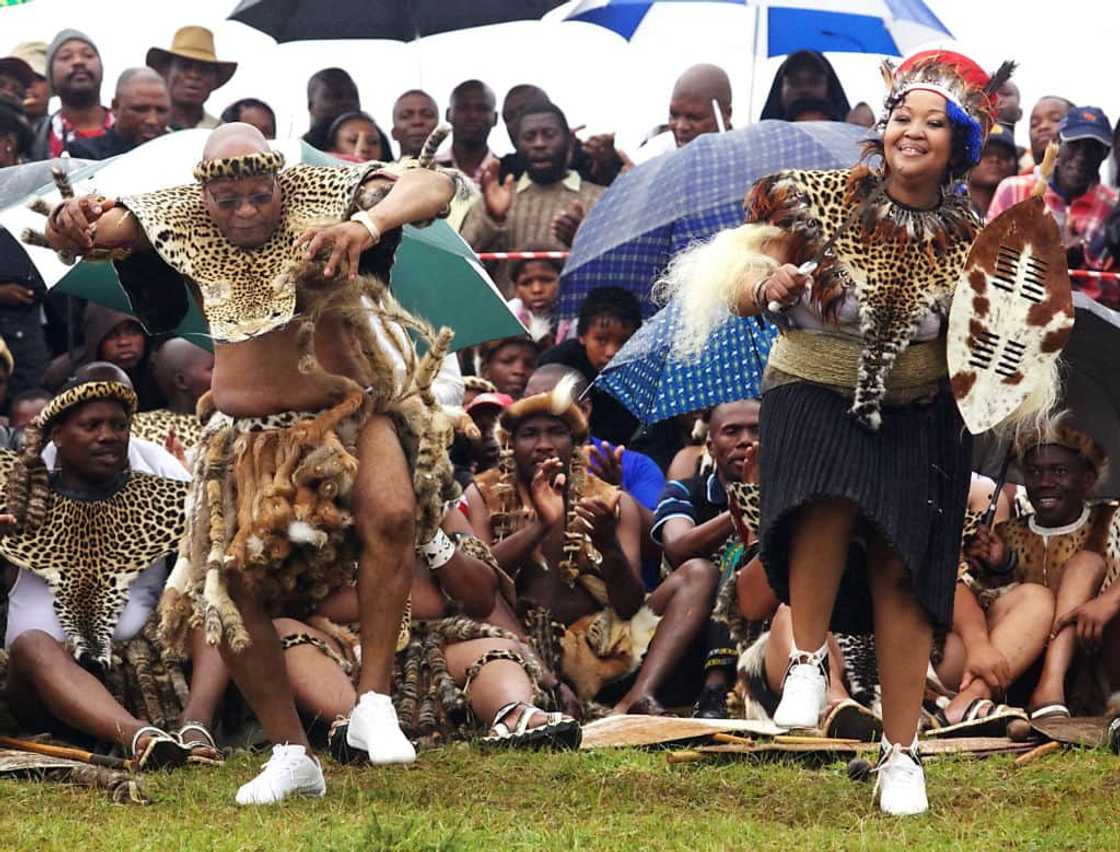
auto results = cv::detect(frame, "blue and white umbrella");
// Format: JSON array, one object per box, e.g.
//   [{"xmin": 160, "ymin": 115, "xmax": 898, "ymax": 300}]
[
  {"xmin": 596, "ymin": 296, "xmax": 776, "ymax": 424},
  {"xmin": 562, "ymin": 0, "xmax": 952, "ymax": 56}
]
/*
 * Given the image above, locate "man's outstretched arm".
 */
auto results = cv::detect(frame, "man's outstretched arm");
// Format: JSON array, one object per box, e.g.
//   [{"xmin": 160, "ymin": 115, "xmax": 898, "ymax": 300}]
[
  {"xmin": 362, "ymin": 167, "xmax": 455, "ymax": 234},
  {"xmin": 45, "ymin": 197, "xmax": 148, "ymax": 256}
]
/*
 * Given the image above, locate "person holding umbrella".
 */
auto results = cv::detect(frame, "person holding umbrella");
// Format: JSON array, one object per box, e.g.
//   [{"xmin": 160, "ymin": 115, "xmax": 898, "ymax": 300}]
[
  {"xmin": 660, "ymin": 51, "xmax": 1057, "ymax": 816},
  {"xmin": 37, "ymin": 122, "xmax": 468, "ymax": 804}
]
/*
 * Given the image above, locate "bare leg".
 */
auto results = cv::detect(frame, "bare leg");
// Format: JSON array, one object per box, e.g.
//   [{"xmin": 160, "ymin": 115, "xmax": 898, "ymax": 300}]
[
  {"xmin": 352, "ymin": 414, "xmax": 415, "ymax": 697},
  {"xmin": 1031, "ymin": 552, "xmax": 1106, "ymax": 709},
  {"xmin": 612, "ymin": 558, "xmax": 717, "ymax": 714},
  {"xmin": 443, "ymin": 637, "xmax": 545, "ymax": 728},
  {"xmin": 867, "ymin": 537, "xmax": 929, "ymax": 746},
  {"xmin": 221, "ymin": 573, "xmax": 309, "ymax": 748},
  {"xmin": 764, "ymin": 605, "xmax": 849, "ymax": 707},
  {"xmin": 274, "ymin": 619, "xmax": 356, "ymax": 722},
  {"xmin": 180, "ymin": 628, "xmax": 230, "ymax": 727},
  {"xmin": 7, "ymin": 631, "xmax": 149, "ymax": 751},
  {"xmin": 941, "ymin": 583, "xmax": 1055, "ymax": 722},
  {"xmin": 787, "ymin": 500, "xmax": 858, "ymax": 653}
]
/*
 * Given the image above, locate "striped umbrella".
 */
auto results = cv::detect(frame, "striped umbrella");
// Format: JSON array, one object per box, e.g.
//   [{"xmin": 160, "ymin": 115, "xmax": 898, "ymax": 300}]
[{"xmin": 562, "ymin": 0, "xmax": 952, "ymax": 56}]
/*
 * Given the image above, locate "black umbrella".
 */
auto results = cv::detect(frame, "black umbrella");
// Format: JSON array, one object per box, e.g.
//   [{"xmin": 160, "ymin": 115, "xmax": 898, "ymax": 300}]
[
  {"xmin": 973, "ymin": 293, "xmax": 1120, "ymax": 499},
  {"xmin": 229, "ymin": 0, "xmax": 566, "ymax": 43}
]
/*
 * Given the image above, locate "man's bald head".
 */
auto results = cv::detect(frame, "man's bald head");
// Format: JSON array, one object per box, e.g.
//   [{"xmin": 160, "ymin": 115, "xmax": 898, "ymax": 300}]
[
  {"xmin": 115, "ymin": 67, "xmax": 165, "ymax": 99},
  {"xmin": 152, "ymin": 338, "xmax": 214, "ymax": 412},
  {"xmin": 74, "ymin": 361, "xmax": 134, "ymax": 388},
  {"xmin": 202, "ymin": 121, "xmax": 270, "ymax": 161},
  {"xmin": 112, "ymin": 67, "xmax": 170, "ymax": 147},
  {"xmin": 199, "ymin": 123, "xmax": 284, "ymax": 249},
  {"xmin": 672, "ymin": 64, "xmax": 732, "ymax": 109},
  {"xmin": 669, "ymin": 64, "xmax": 732, "ymax": 147}
]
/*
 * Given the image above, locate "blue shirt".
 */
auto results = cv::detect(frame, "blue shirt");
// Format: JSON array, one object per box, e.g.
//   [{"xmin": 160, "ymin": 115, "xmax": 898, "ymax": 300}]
[{"xmin": 587, "ymin": 436, "xmax": 665, "ymax": 511}]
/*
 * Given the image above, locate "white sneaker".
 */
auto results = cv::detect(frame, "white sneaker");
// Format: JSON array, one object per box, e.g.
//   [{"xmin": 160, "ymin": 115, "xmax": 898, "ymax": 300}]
[
  {"xmin": 235, "ymin": 744, "xmax": 326, "ymax": 806},
  {"xmin": 346, "ymin": 691, "xmax": 417, "ymax": 765},
  {"xmin": 873, "ymin": 738, "xmax": 929, "ymax": 816},
  {"xmin": 773, "ymin": 645, "xmax": 828, "ymax": 729}
]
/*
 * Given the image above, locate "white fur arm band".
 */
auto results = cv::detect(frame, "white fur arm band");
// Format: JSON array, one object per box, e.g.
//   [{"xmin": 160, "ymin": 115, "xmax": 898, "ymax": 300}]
[
  {"xmin": 349, "ymin": 209, "xmax": 382, "ymax": 244},
  {"xmin": 418, "ymin": 528, "xmax": 455, "ymax": 571}
]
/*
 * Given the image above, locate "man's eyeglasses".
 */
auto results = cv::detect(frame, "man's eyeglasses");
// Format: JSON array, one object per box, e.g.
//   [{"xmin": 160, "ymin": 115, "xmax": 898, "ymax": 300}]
[{"xmin": 206, "ymin": 184, "xmax": 276, "ymax": 212}]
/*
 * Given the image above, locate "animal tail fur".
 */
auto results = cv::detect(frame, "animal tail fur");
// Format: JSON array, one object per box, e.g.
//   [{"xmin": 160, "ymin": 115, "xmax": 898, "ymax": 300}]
[{"xmin": 652, "ymin": 223, "xmax": 783, "ymax": 360}]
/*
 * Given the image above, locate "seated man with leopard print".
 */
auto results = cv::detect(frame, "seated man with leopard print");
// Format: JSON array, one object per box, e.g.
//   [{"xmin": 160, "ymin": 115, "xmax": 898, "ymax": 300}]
[
  {"xmin": 464, "ymin": 375, "xmax": 715, "ymax": 715},
  {"xmin": 2, "ymin": 378, "xmax": 228, "ymax": 770},
  {"xmin": 964, "ymin": 421, "xmax": 1120, "ymax": 719},
  {"xmin": 40, "ymin": 122, "xmax": 467, "ymax": 803}
]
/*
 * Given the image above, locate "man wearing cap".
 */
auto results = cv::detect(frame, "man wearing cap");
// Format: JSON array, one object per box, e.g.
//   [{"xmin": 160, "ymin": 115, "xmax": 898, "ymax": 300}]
[
  {"xmin": 967, "ymin": 123, "xmax": 1019, "ymax": 219},
  {"xmin": 147, "ymin": 26, "xmax": 237, "ymax": 131},
  {"xmin": 68, "ymin": 68, "xmax": 171, "ymax": 160},
  {"xmin": 8, "ymin": 41, "xmax": 49, "ymax": 123},
  {"xmin": 27, "ymin": 29, "xmax": 112, "ymax": 161},
  {"xmin": 988, "ymin": 106, "xmax": 1118, "ymax": 283},
  {"xmin": 965, "ymin": 421, "xmax": 1120, "ymax": 718}
]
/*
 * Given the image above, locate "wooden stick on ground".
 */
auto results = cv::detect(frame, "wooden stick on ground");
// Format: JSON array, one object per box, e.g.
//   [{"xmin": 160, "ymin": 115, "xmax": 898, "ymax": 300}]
[
  {"xmin": 774, "ymin": 735, "xmax": 861, "ymax": 746},
  {"xmin": 1015, "ymin": 741, "xmax": 1062, "ymax": 766},
  {"xmin": 712, "ymin": 732, "xmax": 756, "ymax": 746},
  {"xmin": 0, "ymin": 736, "xmax": 133, "ymax": 771},
  {"xmin": 667, "ymin": 750, "xmax": 707, "ymax": 764}
]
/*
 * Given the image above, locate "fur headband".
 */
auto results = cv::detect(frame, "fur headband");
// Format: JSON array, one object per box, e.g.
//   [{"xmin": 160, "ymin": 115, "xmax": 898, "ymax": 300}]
[
  {"xmin": 1014, "ymin": 417, "xmax": 1108, "ymax": 476},
  {"xmin": 36, "ymin": 381, "xmax": 138, "ymax": 430},
  {"xmin": 192, "ymin": 150, "xmax": 286, "ymax": 185},
  {"xmin": 499, "ymin": 374, "xmax": 588, "ymax": 443}
]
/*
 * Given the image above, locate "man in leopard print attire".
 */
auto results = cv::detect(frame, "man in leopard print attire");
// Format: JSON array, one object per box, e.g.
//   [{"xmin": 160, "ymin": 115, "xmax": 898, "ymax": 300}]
[
  {"xmin": 965, "ymin": 421, "xmax": 1120, "ymax": 718},
  {"xmin": 41, "ymin": 122, "xmax": 467, "ymax": 803}
]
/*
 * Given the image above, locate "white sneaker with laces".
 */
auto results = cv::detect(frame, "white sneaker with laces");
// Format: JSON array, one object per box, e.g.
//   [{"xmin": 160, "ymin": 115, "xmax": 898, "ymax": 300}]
[
  {"xmin": 235, "ymin": 744, "xmax": 326, "ymax": 806},
  {"xmin": 773, "ymin": 644, "xmax": 828, "ymax": 729},
  {"xmin": 347, "ymin": 690, "xmax": 417, "ymax": 765},
  {"xmin": 873, "ymin": 737, "xmax": 929, "ymax": 816}
]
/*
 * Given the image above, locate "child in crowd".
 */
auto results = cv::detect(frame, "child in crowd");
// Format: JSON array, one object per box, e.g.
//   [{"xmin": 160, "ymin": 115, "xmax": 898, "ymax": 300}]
[
  {"xmin": 478, "ymin": 336, "xmax": 540, "ymax": 400},
  {"xmin": 507, "ymin": 254, "xmax": 574, "ymax": 348}
]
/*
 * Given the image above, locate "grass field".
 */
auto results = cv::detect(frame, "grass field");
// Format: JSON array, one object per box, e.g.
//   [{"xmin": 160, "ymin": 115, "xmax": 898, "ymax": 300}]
[{"xmin": 1, "ymin": 745, "xmax": 1118, "ymax": 850}]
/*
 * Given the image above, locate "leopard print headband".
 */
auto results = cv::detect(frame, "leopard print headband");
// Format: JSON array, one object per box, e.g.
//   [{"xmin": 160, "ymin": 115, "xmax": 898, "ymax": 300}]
[
  {"xmin": 36, "ymin": 381, "xmax": 139, "ymax": 429},
  {"xmin": 192, "ymin": 150, "xmax": 286, "ymax": 185}
]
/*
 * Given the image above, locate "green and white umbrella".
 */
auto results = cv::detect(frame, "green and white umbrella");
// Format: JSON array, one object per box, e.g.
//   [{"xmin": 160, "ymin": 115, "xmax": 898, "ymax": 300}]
[{"xmin": 0, "ymin": 129, "xmax": 523, "ymax": 352}]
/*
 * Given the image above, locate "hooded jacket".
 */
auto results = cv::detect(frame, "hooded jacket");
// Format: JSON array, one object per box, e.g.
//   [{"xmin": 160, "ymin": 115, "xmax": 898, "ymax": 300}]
[{"xmin": 759, "ymin": 50, "xmax": 851, "ymax": 123}]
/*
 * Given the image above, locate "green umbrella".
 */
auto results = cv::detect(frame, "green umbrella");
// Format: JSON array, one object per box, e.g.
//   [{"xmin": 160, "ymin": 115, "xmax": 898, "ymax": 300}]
[{"xmin": 1, "ymin": 132, "xmax": 523, "ymax": 353}]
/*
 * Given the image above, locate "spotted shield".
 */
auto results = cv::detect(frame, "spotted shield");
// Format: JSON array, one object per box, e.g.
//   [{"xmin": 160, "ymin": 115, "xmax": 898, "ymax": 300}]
[{"xmin": 948, "ymin": 195, "xmax": 1074, "ymax": 434}]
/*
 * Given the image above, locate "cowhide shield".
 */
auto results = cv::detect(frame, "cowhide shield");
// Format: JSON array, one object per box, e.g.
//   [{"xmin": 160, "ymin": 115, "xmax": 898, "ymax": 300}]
[{"xmin": 948, "ymin": 195, "xmax": 1074, "ymax": 434}]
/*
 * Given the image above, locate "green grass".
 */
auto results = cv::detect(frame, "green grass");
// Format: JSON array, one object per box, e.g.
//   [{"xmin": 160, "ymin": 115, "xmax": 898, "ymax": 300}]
[{"xmin": 1, "ymin": 746, "xmax": 1118, "ymax": 851}]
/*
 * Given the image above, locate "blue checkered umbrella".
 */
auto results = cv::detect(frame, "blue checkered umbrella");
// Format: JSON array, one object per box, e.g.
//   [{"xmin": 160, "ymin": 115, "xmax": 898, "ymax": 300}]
[
  {"xmin": 596, "ymin": 297, "xmax": 776, "ymax": 424},
  {"xmin": 558, "ymin": 120, "xmax": 868, "ymax": 319}
]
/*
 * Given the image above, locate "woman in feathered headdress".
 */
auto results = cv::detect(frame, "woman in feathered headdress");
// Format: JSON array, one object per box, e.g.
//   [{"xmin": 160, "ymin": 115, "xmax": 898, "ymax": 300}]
[{"xmin": 659, "ymin": 50, "xmax": 1029, "ymax": 816}]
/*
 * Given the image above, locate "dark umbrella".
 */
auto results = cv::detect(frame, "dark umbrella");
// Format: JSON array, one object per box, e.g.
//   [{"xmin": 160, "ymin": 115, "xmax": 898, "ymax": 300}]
[
  {"xmin": 229, "ymin": 0, "xmax": 566, "ymax": 43},
  {"xmin": 973, "ymin": 293, "xmax": 1120, "ymax": 499},
  {"xmin": 557, "ymin": 120, "xmax": 868, "ymax": 319}
]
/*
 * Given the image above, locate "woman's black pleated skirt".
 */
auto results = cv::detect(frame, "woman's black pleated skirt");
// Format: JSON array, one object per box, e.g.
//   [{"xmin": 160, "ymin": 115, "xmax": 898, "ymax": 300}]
[{"xmin": 758, "ymin": 380, "xmax": 972, "ymax": 633}]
